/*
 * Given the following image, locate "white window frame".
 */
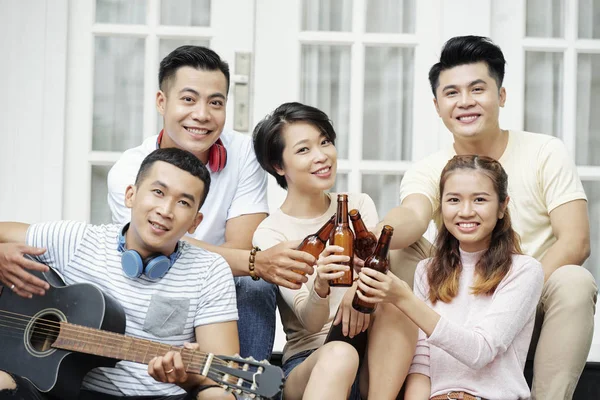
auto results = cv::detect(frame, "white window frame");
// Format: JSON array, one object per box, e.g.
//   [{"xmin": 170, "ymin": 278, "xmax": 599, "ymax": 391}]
[
  {"xmin": 254, "ymin": 0, "xmax": 442, "ymax": 212},
  {"xmin": 493, "ymin": 0, "xmax": 600, "ymax": 362},
  {"xmin": 63, "ymin": 0, "xmax": 254, "ymax": 222}
]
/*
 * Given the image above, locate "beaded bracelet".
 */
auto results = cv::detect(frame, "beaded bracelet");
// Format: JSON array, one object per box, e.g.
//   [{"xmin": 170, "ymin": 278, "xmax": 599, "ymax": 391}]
[{"xmin": 249, "ymin": 246, "xmax": 261, "ymax": 281}]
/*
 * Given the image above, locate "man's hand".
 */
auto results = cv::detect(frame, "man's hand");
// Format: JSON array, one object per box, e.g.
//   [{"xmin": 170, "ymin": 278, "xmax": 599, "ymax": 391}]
[
  {"xmin": 148, "ymin": 343, "xmax": 235, "ymax": 399},
  {"xmin": 333, "ymin": 282, "xmax": 371, "ymax": 338},
  {"xmin": 254, "ymin": 241, "xmax": 315, "ymax": 289},
  {"xmin": 0, "ymin": 243, "xmax": 49, "ymax": 298},
  {"xmin": 148, "ymin": 347, "xmax": 190, "ymax": 385}
]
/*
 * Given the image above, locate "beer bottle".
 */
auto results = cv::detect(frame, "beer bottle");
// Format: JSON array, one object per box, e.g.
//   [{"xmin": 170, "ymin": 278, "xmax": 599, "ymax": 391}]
[
  {"xmin": 329, "ymin": 194, "xmax": 354, "ymax": 287},
  {"xmin": 296, "ymin": 213, "xmax": 336, "ymax": 263},
  {"xmin": 349, "ymin": 209, "xmax": 377, "ymax": 260},
  {"xmin": 352, "ymin": 225, "xmax": 394, "ymax": 313}
]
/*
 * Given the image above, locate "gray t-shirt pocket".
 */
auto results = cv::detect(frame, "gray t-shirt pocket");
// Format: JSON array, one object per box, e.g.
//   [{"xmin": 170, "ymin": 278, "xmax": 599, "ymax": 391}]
[{"xmin": 143, "ymin": 294, "xmax": 190, "ymax": 337}]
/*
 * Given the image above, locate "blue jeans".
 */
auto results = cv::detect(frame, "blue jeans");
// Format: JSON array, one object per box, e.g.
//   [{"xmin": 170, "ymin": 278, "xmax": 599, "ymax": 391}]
[{"xmin": 234, "ymin": 276, "xmax": 277, "ymax": 362}]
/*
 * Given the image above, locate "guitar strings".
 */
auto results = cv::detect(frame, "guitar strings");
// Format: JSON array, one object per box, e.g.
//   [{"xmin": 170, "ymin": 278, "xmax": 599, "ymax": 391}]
[
  {"xmin": 0, "ymin": 310, "xmax": 263, "ymax": 384},
  {"xmin": 0, "ymin": 316, "xmax": 268, "ymax": 394},
  {"xmin": 0, "ymin": 310, "xmax": 226, "ymax": 364},
  {"xmin": 0, "ymin": 312, "xmax": 268, "ymax": 395},
  {"xmin": 0, "ymin": 309, "xmax": 227, "ymax": 364}
]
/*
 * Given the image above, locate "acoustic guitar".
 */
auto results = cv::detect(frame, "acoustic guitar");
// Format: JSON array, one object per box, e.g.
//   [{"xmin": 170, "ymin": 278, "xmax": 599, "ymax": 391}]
[{"xmin": 0, "ymin": 267, "xmax": 284, "ymax": 399}]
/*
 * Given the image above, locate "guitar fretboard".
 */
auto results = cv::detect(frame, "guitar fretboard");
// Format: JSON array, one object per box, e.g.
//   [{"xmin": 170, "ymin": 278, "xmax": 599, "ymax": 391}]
[{"xmin": 53, "ymin": 322, "xmax": 207, "ymax": 373}]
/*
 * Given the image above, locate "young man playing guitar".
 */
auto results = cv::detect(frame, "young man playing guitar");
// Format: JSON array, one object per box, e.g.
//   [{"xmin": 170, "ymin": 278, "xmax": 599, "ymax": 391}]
[{"xmin": 0, "ymin": 148, "xmax": 259, "ymax": 399}]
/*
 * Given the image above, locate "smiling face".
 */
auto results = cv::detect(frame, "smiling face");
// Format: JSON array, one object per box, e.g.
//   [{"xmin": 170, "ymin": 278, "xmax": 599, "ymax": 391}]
[
  {"xmin": 434, "ymin": 62, "xmax": 506, "ymax": 143},
  {"xmin": 441, "ymin": 169, "xmax": 508, "ymax": 253},
  {"xmin": 124, "ymin": 161, "xmax": 204, "ymax": 259},
  {"xmin": 156, "ymin": 67, "xmax": 228, "ymax": 163},
  {"xmin": 275, "ymin": 122, "xmax": 337, "ymax": 194}
]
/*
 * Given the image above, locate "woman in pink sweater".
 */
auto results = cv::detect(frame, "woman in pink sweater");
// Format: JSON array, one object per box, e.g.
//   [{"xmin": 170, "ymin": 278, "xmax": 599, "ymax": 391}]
[{"xmin": 356, "ymin": 155, "xmax": 544, "ymax": 400}]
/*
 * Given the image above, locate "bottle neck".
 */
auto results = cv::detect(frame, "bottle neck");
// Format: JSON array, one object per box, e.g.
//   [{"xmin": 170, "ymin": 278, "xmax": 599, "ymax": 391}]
[
  {"xmin": 351, "ymin": 216, "xmax": 368, "ymax": 234},
  {"xmin": 373, "ymin": 233, "xmax": 392, "ymax": 257},
  {"xmin": 336, "ymin": 199, "xmax": 349, "ymax": 225},
  {"xmin": 316, "ymin": 215, "xmax": 336, "ymax": 242}
]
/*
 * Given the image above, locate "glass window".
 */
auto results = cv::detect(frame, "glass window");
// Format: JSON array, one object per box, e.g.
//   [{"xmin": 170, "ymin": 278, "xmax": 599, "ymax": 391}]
[
  {"xmin": 91, "ymin": 165, "xmax": 113, "ymax": 224},
  {"xmin": 576, "ymin": 53, "xmax": 600, "ymax": 166},
  {"xmin": 526, "ymin": 0, "xmax": 564, "ymax": 37},
  {"xmin": 365, "ymin": 0, "xmax": 415, "ymax": 33},
  {"xmin": 578, "ymin": 0, "xmax": 600, "ymax": 39},
  {"xmin": 95, "ymin": 0, "xmax": 146, "ymax": 24},
  {"xmin": 301, "ymin": 45, "xmax": 352, "ymax": 159},
  {"xmin": 302, "ymin": 0, "xmax": 353, "ymax": 31},
  {"xmin": 362, "ymin": 174, "xmax": 403, "ymax": 220},
  {"xmin": 93, "ymin": 37, "xmax": 145, "ymax": 152},
  {"xmin": 583, "ymin": 182, "xmax": 600, "ymax": 283},
  {"xmin": 332, "ymin": 173, "xmax": 348, "ymax": 193},
  {"xmin": 363, "ymin": 46, "xmax": 414, "ymax": 161},
  {"xmin": 524, "ymin": 51, "xmax": 563, "ymax": 137},
  {"xmin": 160, "ymin": 0, "xmax": 211, "ymax": 27}
]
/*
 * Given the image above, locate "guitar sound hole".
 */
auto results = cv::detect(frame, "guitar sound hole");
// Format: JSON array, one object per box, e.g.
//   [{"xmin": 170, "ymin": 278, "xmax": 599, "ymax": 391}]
[{"xmin": 27, "ymin": 312, "xmax": 62, "ymax": 354}]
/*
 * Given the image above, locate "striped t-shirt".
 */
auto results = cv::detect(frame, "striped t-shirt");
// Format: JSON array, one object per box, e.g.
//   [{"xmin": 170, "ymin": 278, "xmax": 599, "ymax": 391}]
[{"xmin": 27, "ymin": 221, "xmax": 238, "ymax": 396}]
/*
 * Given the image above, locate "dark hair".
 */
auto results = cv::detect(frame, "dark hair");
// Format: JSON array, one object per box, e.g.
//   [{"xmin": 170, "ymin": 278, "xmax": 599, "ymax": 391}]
[
  {"xmin": 252, "ymin": 102, "xmax": 337, "ymax": 189},
  {"xmin": 158, "ymin": 45, "xmax": 230, "ymax": 94},
  {"xmin": 427, "ymin": 155, "xmax": 521, "ymax": 304},
  {"xmin": 428, "ymin": 36, "xmax": 506, "ymax": 97},
  {"xmin": 135, "ymin": 148, "xmax": 211, "ymax": 210}
]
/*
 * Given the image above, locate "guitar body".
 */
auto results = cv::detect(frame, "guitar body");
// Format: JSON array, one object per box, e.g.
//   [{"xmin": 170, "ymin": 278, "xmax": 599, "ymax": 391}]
[{"xmin": 0, "ymin": 268, "xmax": 126, "ymax": 399}]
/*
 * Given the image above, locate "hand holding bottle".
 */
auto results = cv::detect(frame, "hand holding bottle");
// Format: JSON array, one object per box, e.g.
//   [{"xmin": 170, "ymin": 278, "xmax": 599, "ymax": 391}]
[
  {"xmin": 355, "ymin": 268, "xmax": 412, "ymax": 307},
  {"xmin": 352, "ymin": 225, "xmax": 394, "ymax": 313},
  {"xmin": 314, "ymin": 245, "xmax": 350, "ymax": 298}
]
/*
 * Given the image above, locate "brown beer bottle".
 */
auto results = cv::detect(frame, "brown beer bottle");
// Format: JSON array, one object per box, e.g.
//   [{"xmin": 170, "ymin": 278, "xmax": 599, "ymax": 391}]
[
  {"xmin": 352, "ymin": 225, "xmax": 394, "ymax": 313},
  {"xmin": 296, "ymin": 214, "xmax": 336, "ymax": 261},
  {"xmin": 349, "ymin": 209, "xmax": 377, "ymax": 260},
  {"xmin": 329, "ymin": 194, "xmax": 354, "ymax": 287}
]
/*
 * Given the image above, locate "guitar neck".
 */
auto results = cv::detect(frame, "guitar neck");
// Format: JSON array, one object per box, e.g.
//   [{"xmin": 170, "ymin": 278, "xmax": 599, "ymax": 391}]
[{"xmin": 53, "ymin": 321, "xmax": 210, "ymax": 374}]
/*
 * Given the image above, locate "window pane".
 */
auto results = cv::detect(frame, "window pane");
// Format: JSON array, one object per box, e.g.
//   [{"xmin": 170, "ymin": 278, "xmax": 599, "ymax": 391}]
[
  {"xmin": 576, "ymin": 54, "xmax": 600, "ymax": 166},
  {"xmin": 583, "ymin": 181, "xmax": 600, "ymax": 283},
  {"xmin": 578, "ymin": 0, "xmax": 600, "ymax": 39},
  {"xmin": 524, "ymin": 51, "xmax": 563, "ymax": 138},
  {"xmin": 361, "ymin": 174, "xmax": 403, "ymax": 220},
  {"xmin": 95, "ymin": 0, "xmax": 146, "ymax": 24},
  {"xmin": 160, "ymin": 0, "xmax": 211, "ymax": 26},
  {"xmin": 93, "ymin": 37, "xmax": 145, "ymax": 152},
  {"xmin": 301, "ymin": 45, "xmax": 351, "ymax": 159},
  {"xmin": 302, "ymin": 0, "xmax": 353, "ymax": 31},
  {"xmin": 363, "ymin": 46, "xmax": 413, "ymax": 161},
  {"xmin": 365, "ymin": 0, "xmax": 415, "ymax": 33},
  {"xmin": 91, "ymin": 165, "xmax": 112, "ymax": 224},
  {"xmin": 526, "ymin": 0, "xmax": 564, "ymax": 37},
  {"xmin": 332, "ymin": 173, "xmax": 348, "ymax": 193}
]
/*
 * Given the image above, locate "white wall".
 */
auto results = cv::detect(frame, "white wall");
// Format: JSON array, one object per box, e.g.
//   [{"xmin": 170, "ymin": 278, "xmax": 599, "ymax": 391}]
[{"xmin": 0, "ymin": 0, "xmax": 68, "ymax": 223}]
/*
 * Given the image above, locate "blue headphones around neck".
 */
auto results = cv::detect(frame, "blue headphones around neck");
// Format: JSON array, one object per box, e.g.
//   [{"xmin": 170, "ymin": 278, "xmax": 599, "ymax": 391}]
[{"xmin": 117, "ymin": 224, "xmax": 181, "ymax": 280}]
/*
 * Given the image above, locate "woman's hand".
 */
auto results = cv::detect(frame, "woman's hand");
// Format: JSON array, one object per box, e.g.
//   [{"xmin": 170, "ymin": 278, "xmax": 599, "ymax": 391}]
[
  {"xmin": 355, "ymin": 267, "xmax": 411, "ymax": 306},
  {"xmin": 314, "ymin": 245, "xmax": 350, "ymax": 297},
  {"xmin": 333, "ymin": 282, "xmax": 370, "ymax": 338}
]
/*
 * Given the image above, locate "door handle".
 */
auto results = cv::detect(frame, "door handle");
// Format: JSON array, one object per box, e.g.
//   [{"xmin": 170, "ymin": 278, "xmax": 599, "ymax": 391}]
[{"xmin": 233, "ymin": 52, "xmax": 251, "ymax": 132}]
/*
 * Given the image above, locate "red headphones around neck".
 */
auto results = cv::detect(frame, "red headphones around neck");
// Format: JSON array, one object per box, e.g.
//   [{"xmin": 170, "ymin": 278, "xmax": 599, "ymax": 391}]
[{"xmin": 156, "ymin": 130, "xmax": 227, "ymax": 173}]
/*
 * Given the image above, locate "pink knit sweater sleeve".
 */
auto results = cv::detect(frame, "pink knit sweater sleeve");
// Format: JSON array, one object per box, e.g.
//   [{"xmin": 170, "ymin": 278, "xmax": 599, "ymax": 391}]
[
  {"xmin": 427, "ymin": 257, "xmax": 543, "ymax": 370},
  {"xmin": 408, "ymin": 260, "xmax": 431, "ymax": 377}
]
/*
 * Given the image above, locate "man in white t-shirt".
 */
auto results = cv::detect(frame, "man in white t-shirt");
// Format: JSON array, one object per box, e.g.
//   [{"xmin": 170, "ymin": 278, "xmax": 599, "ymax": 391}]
[
  {"xmin": 0, "ymin": 148, "xmax": 240, "ymax": 399},
  {"xmin": 0, "ymin": 46, "xmax": 315, "ymax": 363},
  {"xmin": 381, "ymin": 36, "xmax": 597, "ymax": 399}
]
